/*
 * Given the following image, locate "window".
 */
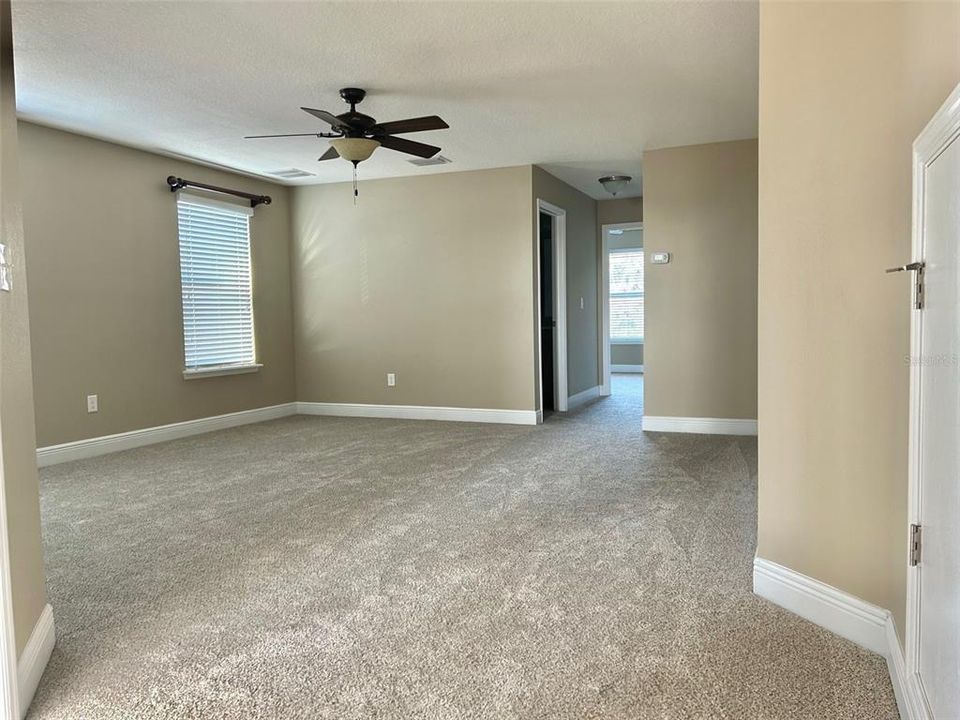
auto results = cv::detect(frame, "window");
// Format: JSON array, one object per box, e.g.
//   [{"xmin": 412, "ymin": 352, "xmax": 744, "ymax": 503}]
[
  {"xmin": 609, "ymin": 248, "xmax": 644, "ymax": 343},
  {"xmin": 176, "ymin": 194, "xmax": 258, "ymax": 376}
]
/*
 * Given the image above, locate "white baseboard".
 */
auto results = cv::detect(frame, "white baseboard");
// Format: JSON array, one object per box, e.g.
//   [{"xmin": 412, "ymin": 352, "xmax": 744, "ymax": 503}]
[
  {"xmin": 566, "ymin": 386, "xmax": 601, "ymax": 410},
  {"xmin": 296, "ymin": 402, "xmax": 538, "ymax": 426},
  {"xmin": 642, "ymin": 415, "xmax": 757, "ymax": 435},
  {"xmin": 753, "ymin": 557, "xmax": 888, "ymax": 654},
  {"xmin": 611, "ymin": 364, "xmax": 643, "ymax": 373},
  {"xmin": 884, "ymin": 615, "xmax": 922, "ymax": 720},
  {"xmin": 17, "ymin": 604, "xmax": 54, "ymax": 718},
  {"xmin": 754, "ymin": 558, "xmax": 920, "ymax": 720},
  {"xmin": 36, "ymin": 403, "xmax": 297, "ymax": 467}
]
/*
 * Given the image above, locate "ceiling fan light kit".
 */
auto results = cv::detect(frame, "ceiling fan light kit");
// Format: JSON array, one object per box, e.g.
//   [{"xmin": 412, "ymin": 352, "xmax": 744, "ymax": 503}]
[
  {"xmin": 599, "ymin": 175, "xmax": 632, "ymax": 197},
  {"xmin": 245, "ymin": 87, "xmax": 449, "ymax": 202},
  {"xmin": 329, "ymin": 137, "xmax": 380, "ymax": 163}
]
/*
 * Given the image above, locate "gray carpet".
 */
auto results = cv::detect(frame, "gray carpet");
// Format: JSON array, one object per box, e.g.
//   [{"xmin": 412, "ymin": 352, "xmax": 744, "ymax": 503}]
[{"xmin": 29, "ymin": 375, "xmax": 898, "ymax": 719}]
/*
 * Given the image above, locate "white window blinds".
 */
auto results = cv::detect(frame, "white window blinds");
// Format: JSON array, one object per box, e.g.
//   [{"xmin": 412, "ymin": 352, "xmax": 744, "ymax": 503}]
[
  {"xmin": 609, "ymin": 248, "xmax": 644, "ymax": 342},
  {"xmin": 176, "ymin": 194, "xmax": 256, "ymax": 370}
]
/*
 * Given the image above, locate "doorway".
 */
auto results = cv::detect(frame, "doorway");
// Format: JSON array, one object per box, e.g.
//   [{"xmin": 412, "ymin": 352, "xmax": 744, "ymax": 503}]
[
  {"xmin": 536, "ymin": 200, "xmax": 567, "ymax": 419},
  {"xmin": 905, "ymin": 82, "xmax": 960, "ymax": 720},
  {"xmin": 539, "ymin": 212, "xmax": 555, "ymax": 415},
  {"xmin": 600, "ymin": 223, "xmax": 644, "ymax": 397}
]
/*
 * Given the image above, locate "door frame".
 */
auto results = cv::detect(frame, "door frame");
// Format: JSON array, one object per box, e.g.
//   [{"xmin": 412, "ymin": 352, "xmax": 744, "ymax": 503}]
[
  {"xmin": 536, "ymin": 199, "xmax": 568, "ymax": 416},
  {"xmin": 906, "ymin": 80, "xmax": 960, "ymax": 716},
  {"xmin": 600, "ymin": 222, "xmax": 643, "ymax": 396},
  {"xmin": 0, "ymin": 1, "xmax": 21, "ymax": 714},
  {"xmin": 0, "ymin": 450, "xmax": 18, "ymax": 720}
]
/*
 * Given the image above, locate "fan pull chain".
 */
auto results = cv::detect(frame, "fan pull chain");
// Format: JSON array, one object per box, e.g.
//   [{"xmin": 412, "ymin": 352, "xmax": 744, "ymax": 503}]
[{"xmin": 352, "ymin": 162, "xmax": 359, "ymax": 205}]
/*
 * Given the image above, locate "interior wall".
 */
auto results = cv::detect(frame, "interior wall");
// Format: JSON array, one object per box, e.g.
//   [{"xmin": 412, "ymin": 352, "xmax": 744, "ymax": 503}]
[
  {"xmin": 18, "ymin": 123, "xmax": 296, "ymax": 448},
  {"xmin": 643, "ymin": 139, "xmax": 758, "ymax": 420},
  {"xmin": 292, "ymin": 166, "xmax": 537, "ymax": 411},
  {"xmin": 757, "ymin": 1, "xmax": 960, "ymax": 636},
  {"xmin": 532, "ymin": 166, "xmax": 599, "ymax": 396},
  {"xmin": 598, "ymin": 196, "xmax": 643, "ymax": 226},
  {"xmin": 1, "ymin": 1, "xmax": 48, "ymax": 657}
]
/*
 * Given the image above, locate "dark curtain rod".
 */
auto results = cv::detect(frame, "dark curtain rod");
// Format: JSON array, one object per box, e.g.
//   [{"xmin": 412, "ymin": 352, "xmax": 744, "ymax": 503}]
[{"xmin": 166, "ymin": 176, "xmax": 272, "ymax": 208}]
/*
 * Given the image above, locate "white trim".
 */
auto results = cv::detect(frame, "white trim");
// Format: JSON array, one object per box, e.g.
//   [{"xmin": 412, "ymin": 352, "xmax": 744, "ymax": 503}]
[
  {"xmin": 536, "ymin": 199, "xmax": 568, "ymax": 413},
  {"xmin": 886, "ymin": 615, "xmax": 930, "ymax": 720},
  {"xmin": 297, "ymin": 402, "xmax": 538, "ymax": 426},
  {"xmin": 0, "ymin": 428, "xmax": 19, "ymax": 720},
  {"xmin": 611, "ymin": 364, "xmax": 643, "ymax": 373},
  {"xmin": 642, "ymin": 415, "xmax": 757, "ymax": 435},
  {"xmin": 600, "ymin": 222, "xmax": 643, "ymax": 397},
  {"xmin": 16, "ymin": 604, "xmax": 54, "ymax": 718},
  {"xmin": 753, "ymin": 558, "xmax": 889, "ymax": 654},
  {"xmin": 905, "ymin": 81, "xmax": 960, "ymax": 718},
  {"xmin": 36, "ymin": 403, "xmax": 297, "ymax": 467},
  {"xmin": 753, "ymin": 558, "xmax": 926, "ymax": 720},
  {"xmin": 182, "ymin": 362, "xmax": 262, "ymax": 380},
  {"xmin": 566, "ymin": 386, "xmax": 601, "ymax": 410},
  {"xmin": 0, "ymin": 4, "xmax": 24, "ymax": 708}
]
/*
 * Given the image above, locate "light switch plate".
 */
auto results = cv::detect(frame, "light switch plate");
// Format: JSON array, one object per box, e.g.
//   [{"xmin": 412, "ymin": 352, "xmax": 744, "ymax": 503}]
[
  {"xmin": 0, "ymin": 243, "xmax": 11, "ymax": 291},
  {"xmin": 650, "ymin": 252, "xmax": 671, "ymax": 265}
]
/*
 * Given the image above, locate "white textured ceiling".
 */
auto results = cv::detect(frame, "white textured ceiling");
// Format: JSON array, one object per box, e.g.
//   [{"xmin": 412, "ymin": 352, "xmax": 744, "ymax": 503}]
[{"xmin": 11, "ymin": 1, "xmax": 758, "ymax": 199}]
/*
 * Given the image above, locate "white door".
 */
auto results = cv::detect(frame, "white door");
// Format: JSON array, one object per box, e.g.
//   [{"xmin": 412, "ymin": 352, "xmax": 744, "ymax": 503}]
[{"xmin": 908, "ymin": 83, "xmax": 960, "ymax": 719}]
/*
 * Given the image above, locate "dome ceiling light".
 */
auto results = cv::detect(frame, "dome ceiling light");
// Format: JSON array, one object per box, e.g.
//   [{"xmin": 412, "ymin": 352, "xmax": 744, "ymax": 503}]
[{"xmin": 598, "ymin": 175, "xmax": 632, "ymax": 197}]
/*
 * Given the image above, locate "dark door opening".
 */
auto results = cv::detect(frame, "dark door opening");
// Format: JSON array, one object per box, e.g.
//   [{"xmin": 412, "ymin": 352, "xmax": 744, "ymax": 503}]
[{"xmin": 539, "ymin": 212, "xmax": 555, "ymax": 415}]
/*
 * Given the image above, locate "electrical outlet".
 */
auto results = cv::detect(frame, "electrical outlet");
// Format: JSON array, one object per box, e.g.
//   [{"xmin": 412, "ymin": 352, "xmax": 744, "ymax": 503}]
[
  {"xmin": 580, "ymin": 296, "xmax": 585, "ymax": 310},
  {"xmin": 387, "ymin": 373, "xmax": 396, "ymax": 387},
  {"xmin": 86, "ymin": 394, "xmax": 98, "ymax": 413}
]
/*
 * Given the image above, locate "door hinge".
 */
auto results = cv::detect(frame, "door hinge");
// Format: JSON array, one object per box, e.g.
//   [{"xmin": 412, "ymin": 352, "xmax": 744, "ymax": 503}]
[
  {"xmin": 909, "ymin": 523, "xmax": 922, "ymax": 566},
  {"xmin": 885, "ymin": 261, "xmax": 925, "ymax": 309}
]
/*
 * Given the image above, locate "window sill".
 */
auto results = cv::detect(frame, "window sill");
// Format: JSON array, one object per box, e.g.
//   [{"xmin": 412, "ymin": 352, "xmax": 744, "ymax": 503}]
[
  {"xmin": 183, "ymin": 363, "xmax": 262, "ymax": 380},
  {"xmin": 611, "ymin": 339, "xmax": 644, "ymax": 345}
]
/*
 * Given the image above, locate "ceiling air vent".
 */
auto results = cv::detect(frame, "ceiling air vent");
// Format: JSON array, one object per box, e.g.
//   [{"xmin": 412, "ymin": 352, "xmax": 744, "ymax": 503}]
[
  {"xmin": 269, "ymin": 168, "xmax": 315, "ymax": 179},
  {"xmin": 408, "ymin": 155, "xmax": 452, "ymax": 167}
]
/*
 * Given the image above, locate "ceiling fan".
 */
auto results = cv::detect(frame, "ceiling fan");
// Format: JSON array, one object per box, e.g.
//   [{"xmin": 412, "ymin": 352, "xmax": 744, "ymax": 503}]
[{"xmin": 245, "ymin": 87, "xmax": 449, "ymax": 168}]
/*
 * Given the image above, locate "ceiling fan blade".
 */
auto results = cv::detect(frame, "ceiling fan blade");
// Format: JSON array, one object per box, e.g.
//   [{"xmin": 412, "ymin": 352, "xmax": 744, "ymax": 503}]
[
  {"xmin": 376, "ymin": 135, "xmax": 441, "ymax": 159},
  {"xmin": 245, "ymin": 132, "xmax": 329, "ymax": 139},
  {"xmin": 318, "ymin": 146, "xmax": 339, "ymax": 161},
  {"xmin": 372, "ymin": 115, "xmax": 449, "ymax": 135},
  {"xmin": 301, "ymin": 107, "xmax": 352, "ymax": 130}
]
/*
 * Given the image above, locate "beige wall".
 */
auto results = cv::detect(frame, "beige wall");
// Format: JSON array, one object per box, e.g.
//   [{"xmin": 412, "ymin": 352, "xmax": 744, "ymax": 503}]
[
  {"xmin": 758, "ymin": 1, "xmax": 960, "ymax": 636},
  {"xmin": 598, "ymin": 196, "xmax": 643, "ymax": 226},
  {"xmin": 18, "ymin": 123, "xmax": 296, "ymax": 447},
  {"xmin": 292, "ymin": 167, "xmax": 537, "ymax": 411},
  {"xmin": 1, "ymin": 0, "xmax": 48, "ymax": 657},
  {"xmin": 643, "ymin": 139, "xmax": 758, "ymax": 420},
  {"xmin": 533, "ymin": 166, "xmax": 600, "ymax": 396}
]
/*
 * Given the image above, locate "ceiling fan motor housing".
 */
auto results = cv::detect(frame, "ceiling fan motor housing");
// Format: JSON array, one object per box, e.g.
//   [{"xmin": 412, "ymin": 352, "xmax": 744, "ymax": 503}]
[
  {"xmin": 339, "ymin": 87, "xmax": 366, "ymax": 105},
  {"xmin": 337, "ymin": 88, "xmax": 377, "ymax": 134},
  {"xmin": 246, "ymin": 87, "xmax": 448, "ymax": 163}
]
